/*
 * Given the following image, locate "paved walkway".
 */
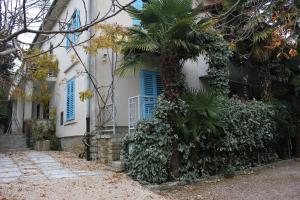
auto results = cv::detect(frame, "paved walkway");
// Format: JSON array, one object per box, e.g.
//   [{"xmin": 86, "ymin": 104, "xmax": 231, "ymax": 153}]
[
  {"xmin": 0, "ymin": 151, "xmax": 163, "ymax": 200},
  {"xmin": 0, "ymin": 151, "xmax": 100, "ymax": 183}
]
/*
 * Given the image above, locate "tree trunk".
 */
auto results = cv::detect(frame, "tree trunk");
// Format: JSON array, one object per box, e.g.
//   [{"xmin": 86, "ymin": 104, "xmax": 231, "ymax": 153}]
[
  {"xmin": 259, "ymin": 63, "xmax": 272, "ymax": 100},
  {"xmin": 161, "ymin": 56, "xmax": 183, "ymax": 179}
]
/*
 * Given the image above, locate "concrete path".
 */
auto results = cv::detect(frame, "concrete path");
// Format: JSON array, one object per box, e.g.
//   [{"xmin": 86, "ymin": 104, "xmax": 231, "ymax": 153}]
[
  {"xmin": 0, "ymin": 151, "xmax": 100, "ymax": 183},
  {"xmin": 161, "ymin": 160, "xmax": 300, "ymax": 200}
]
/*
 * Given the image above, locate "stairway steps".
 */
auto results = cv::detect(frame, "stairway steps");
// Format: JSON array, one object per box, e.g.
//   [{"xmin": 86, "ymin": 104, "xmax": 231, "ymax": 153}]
[
  {"xmin": 0, "ymin": 134, "xmax": 27, "ymax": 150},
  {"xmin": 108, "ymin": 161, "xmax": 124, "ymax": 172}
]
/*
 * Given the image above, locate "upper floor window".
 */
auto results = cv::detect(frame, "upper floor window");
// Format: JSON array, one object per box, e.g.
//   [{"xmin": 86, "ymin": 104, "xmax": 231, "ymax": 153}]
[
  {"xmin": 66, "ymin": 9, "xmax": 80, "ymax": 49},
  {"xmin": 133, "ymin": 0, "xmax": 143, "ymax": 26},
  {"xmin": 49, "ymin": 42, "xmax": 53, "ymax": 54}
]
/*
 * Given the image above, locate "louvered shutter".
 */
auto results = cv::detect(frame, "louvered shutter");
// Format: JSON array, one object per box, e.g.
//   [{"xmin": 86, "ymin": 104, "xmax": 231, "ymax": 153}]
[
  {"xmin": 141, "ymin": 71, "xmax": 155, "ymax": 118},
  {"xmin": 141, "ymin": 70, "xmax": 163, "ymax": 118},
  {"xmin": 133, "ymin": 0, "xmax": 143, "ymax": 26},
  {"xmin": 66, "ymin": 24, "xmax": 71, "ymax": 48},
  {"xmin": 71, "ymin": 10, "xmax": 78, "ymax": 44},
  {"xmin": 75, "ymin": 10, "xmax": 80, "ymax": 39},
  {"xmin": 66, "ymin": 79, "xmax": 75, "ymax": 121},
  {"xmin": 156, "ymin": 73, "xmax": 163, "ymax": 95}
]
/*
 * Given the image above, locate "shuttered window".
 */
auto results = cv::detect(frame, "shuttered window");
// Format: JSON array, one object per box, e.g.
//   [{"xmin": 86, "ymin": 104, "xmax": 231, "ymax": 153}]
[
  {"xmin": 66, "ymin": 79, "xmax": 75, "ymax": 121},
  {"xmin": 141, "ymin": 70, "xmax": 163, "ymax": 118},
  {"xmin": 133, "ymin": 0, "xmax": 143, "ymax": 26},
  {"xmin": 66, "ymin": 9, "xmax": 80, "ymax": 49}
]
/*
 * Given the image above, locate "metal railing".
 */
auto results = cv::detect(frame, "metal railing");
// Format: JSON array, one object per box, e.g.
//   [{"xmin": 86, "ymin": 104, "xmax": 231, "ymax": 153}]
[
  {"xmin": 128, "ymin": 95, "xmax": 157, "ymax": 134},
  {"xmin": 48, "ymin": 70, "xmax": 57, "ymax": 78}
]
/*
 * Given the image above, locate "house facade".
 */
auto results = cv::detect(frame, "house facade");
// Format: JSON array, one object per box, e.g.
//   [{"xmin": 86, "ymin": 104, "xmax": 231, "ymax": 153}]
[{"xmin": 10, "ymin": 0, "xmax": 209, "ymax": 164}]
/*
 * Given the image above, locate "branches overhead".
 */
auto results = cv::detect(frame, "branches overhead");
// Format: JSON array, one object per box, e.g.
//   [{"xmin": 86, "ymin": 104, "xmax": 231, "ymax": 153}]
[{"xmin": 0, "ymin": 0, "xmax": 136, "ymax": 57}]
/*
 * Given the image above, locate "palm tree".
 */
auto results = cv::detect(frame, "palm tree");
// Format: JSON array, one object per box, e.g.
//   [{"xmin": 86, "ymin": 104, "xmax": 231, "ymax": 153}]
[
  {"xmin": 119, "ymin": 0, "xmax": 218, "ymax": 178},
  {"xmin": 120, "ymin": 0, "xmax": 210, "ymax": 98},
  {"xmin": 221, "ymin": 0, "xmax": 299, "ymax": 100}
]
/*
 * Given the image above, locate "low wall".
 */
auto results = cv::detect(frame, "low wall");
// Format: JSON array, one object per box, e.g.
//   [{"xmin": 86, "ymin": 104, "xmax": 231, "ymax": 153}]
[
  {"xmin": 60, "ymin": 126, "xmax": 128, "ymax": 163},
  {"xmin": 60, "ymin": 135, "xmax": 84, "ymax": 155},
  {"xmin": 90, "ymin": 126, "xmax": 127, "ymax": 163}
]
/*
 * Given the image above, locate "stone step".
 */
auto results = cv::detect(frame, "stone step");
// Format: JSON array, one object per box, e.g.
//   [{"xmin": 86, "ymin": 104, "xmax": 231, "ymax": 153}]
[
  {"xmin": 0, "ymin": 134, "xmax": 27, "ymax": 150},
  {"xmin": 108, "ymin": 161, "xmax": 124, "ymax": 172},
  {"xmin": 0, "ymin": 148, "xmax": 30, "ymax": 152}
]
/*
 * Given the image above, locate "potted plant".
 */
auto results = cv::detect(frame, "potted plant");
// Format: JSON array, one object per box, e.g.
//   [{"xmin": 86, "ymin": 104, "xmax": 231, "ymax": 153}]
[{"xmin": 32, "ymin": 120, "xmax": 51, "ymax": 151}]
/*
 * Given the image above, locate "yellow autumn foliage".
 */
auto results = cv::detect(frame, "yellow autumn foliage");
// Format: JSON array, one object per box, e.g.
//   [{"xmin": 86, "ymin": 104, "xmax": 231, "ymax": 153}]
[
  {"xmin": 84, "ymin": 23, "xmax": 128, "ymax": 55},
  {"xmin": 79, "ymin": 89, "xmax": 94, "ymax": 102},
  {"xmin": 13, "ymin": 49, "xmax": 60, "ymax": 106}
]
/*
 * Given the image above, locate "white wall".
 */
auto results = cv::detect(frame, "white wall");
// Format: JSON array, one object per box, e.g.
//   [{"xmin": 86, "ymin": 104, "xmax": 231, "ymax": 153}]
[
  {"xmin": 182, "ymin": 56, "xmax": 208, "ymax": 90},
  {"xmin": 37, "ymin": 0, "xmax": 210, "ymax": 136},
  {"xmin": 39, "ymin": 0, "xmax": 90, "ymax": 138}
]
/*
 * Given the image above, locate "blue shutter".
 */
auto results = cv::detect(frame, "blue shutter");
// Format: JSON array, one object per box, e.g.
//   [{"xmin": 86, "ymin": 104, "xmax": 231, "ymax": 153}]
[
  {"xmin": 141, "ymin": 70, "xmax": 163, "ymax": 118},
  {"xmin": 133, "ymin": 0, "xmax": 143, "ymax": 26},
  {"xmin": 66, "ymin": 23, "xmax": 71, "ymax": 48},
  {"xmin": 66, "ymin": 33, "xmax": 70, "ymax": 48},
  {"xmin": 156, "ymin": 73, "xmax": 163, "ymax": 95},
  {"xmin": 66, "ymin": 81, "xmax": 70, "ymax": 120},
  {"xmin": 72, "ymin": 11, "xmax": 76, "ymax": 44},
  {"xmin": 66, "ymin": 79, "xmax": 75, "ymax": 121},
  {"xmin": 76, "ymin": 10, "xmax": 80, "ymax": 29},
  {"xmin": 75, "ymin": 10, "xmax": 80, "ymax": 40}
]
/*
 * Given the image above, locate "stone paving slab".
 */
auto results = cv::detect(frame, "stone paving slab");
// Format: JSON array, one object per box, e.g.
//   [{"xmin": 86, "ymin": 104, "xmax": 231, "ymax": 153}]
[{"xmin": 0, "ymin": 151, "xmax": 101, "ymax": 183}]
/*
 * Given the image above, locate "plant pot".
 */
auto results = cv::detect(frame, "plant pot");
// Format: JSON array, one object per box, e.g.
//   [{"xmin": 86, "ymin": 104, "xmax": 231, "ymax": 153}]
[{"xmin": 35, "ymin": 140, "xmax": 50, "ymax": 151}]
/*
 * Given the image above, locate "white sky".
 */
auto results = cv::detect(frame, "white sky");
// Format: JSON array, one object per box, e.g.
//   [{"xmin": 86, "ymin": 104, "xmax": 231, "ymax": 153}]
[{"xmin": 18, "ymin": 0, "xmax": 53, "ymax": 49}]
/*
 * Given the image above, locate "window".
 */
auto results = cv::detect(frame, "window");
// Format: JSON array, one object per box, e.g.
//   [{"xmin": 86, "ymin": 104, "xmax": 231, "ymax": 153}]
[
  {"xmin": 49, "ymin": 42, "xmax": 53, "ymax": 54},
  {"xmin": 36, "ymin": 104, "xmax": 40, "ymax": 119},
  {"xmin": 140, "ymin": 70, "xmax": 163, "ymax": 118},
  {"xmin": 133, "ymin": 0, "xmax": 143, "ymax": 26},
  {"xmin": 66, "ymin": 79, "xmax": 75, "ymax": 121},
  {"xmin": 66, "ymin": 9, "xmax": 80, "ymax": 49},
  {"xmin": 60, "ymin": 112, "xmax": 64, "ymax": 125}
]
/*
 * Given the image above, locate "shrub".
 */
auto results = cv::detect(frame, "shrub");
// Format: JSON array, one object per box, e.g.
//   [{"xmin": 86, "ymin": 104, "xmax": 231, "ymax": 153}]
[
  {"xmin": 50, "ymin": 137, "xmax": 62, "ymax": 151},
  {"xmin": 122, "ymin": 96, "xmax": 187, "ymax": 184},
  {"xmin": 272, "ymin": 101, "xmax": 298, "ymax": 158},
  {"xmin": 32, "ymin": 119, "xmax": 61, "ymax": 150},
  {"xmin": 123, "ymin": 119, "xmax": 172, "ymax": 184},
  {"xmin": 123, "ymin": 93, "xmax": 280, "ymax": 184},
  {"xmin": 218, "ymin": 97, "xmax": 278, "ymax": 168}
]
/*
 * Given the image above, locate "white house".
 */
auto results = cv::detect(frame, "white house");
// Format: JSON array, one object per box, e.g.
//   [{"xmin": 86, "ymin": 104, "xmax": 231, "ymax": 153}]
[{"xmin": 10, "ymin": 0, "xmax": 209, "ymax": 165}]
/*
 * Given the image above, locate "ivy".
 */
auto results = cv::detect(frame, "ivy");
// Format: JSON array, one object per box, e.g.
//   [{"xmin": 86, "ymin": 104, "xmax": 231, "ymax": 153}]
[
  {"xmin": 122, "ymin": 96, "xmax": 187, "ymax": 184},
  {"xmin": 123, "ymin": 94, "xmax": 281, "ymax": 184},
  {"xmin": 200, "ymin": 32, "xmax": 232, "ymax": 95}
]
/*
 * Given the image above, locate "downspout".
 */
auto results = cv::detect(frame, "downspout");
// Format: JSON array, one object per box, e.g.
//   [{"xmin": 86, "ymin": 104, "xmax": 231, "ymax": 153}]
[{"xmin": 85, "ymin": 0, "xmax": 92, "ymax": 161}]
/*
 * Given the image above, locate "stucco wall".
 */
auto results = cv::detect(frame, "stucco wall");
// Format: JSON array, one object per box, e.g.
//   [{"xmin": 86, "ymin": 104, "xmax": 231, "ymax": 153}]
[
  {"xmin": 39, "ymin": 0, "xmax": 90, "ymax": 138},
  {"xmin": 36, "ymin": 0, "xmax": 209, "ymax": 137}
]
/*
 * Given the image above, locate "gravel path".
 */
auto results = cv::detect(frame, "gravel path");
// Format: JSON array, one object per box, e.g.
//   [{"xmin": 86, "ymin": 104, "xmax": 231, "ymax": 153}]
[
  {"xmin": 161, "ymin": 160, "xmax": 300, "ymax": 200},
  {"xmin": 0, "ymin": 151, "xmax": 164, "ymax": 200}
]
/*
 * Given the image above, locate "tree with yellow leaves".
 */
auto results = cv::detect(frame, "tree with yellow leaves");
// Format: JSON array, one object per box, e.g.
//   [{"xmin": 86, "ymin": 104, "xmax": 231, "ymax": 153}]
[{"xmin": 13, "ymin": 49, "xmax": 59, "ymax": 115}]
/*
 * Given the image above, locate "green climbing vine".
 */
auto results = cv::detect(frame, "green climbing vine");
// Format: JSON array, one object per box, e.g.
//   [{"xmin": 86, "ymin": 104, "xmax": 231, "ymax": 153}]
[{"xmin": 201, "ymin": 32, "xmax": 232, "ymax": 95}]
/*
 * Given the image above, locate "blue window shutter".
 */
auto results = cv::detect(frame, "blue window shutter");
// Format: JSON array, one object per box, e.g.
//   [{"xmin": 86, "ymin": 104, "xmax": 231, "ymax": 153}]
[
  {"xmin": 141, "ymin": 70, "xmax": 163, "ymax": 118},
  {"xmin": 66, "ymin": 79, "xmax": 75, "ymax": 121},
  {"xmin": 133, "ymin": 0, "xmax": 143, "ymax": 25},
  {"xmin": 134, "ymin": 0, "xmax": 143, "ymax": 10},
  {"xmin": 66, "ymin": 33, "xmax": 70, "ymax": 48},
  {"xmin": 72, "ymin": 12, "xmax": 76, "ymax": 44},
  {"xmin": 66, "ymin": 81, "xmax": 70, "ymax": 120},
  {"xmin": 66, "ymin": 23, "xmax": 71, "ymax": 48},
  {"xmin": 76, "ymin": 10, "xmax": 80, "ymax": 29},
  {"xmin": 156, "ymin": 73, "xmax": 163, "ymax": 95}
]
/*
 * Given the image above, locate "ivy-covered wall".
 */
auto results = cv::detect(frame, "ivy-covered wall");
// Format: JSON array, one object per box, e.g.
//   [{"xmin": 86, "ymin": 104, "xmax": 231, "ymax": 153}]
[{"xmin": 123, "ymin": 95, "xmax": 282, "ymax": 184}]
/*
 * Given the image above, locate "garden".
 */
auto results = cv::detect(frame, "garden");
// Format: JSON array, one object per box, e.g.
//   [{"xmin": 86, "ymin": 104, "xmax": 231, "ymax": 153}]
[{"xmin": 121, "ymin": 0, "xmax": 300, "ymax": 184}]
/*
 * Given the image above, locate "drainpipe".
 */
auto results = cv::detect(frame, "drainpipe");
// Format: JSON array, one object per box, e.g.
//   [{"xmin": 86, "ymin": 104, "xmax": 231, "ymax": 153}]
[{"xmin": 85, "ymin": 0, "xmax": 92, "ymax": 161}]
